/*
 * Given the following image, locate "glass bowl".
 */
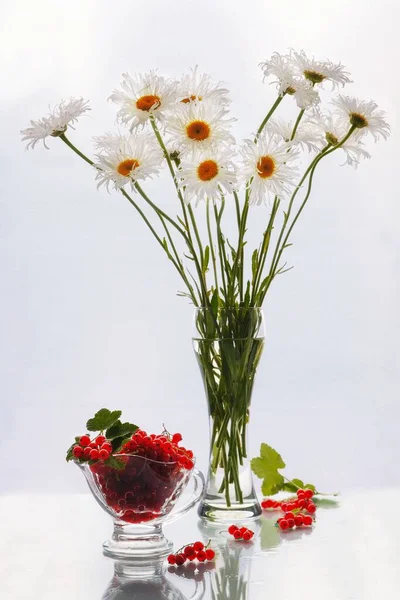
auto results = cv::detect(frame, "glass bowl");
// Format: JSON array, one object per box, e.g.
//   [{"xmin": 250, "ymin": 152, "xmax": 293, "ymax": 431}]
[{"xmin": 77, "ymin": 454, "xmax": 204, "ymax": 560}]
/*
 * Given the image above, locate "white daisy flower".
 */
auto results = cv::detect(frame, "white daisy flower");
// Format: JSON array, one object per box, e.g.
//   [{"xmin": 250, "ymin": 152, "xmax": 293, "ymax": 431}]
[
  {"xmin": 260, "ymin": 52, "xmax": 320, "ymax": 109},
  {"xmin": 267, "ymin": 117, "xmax": 324, "ymax": 152},
  {"xmin": 178, "ymin": 148, "xmax": 237, "ymax": 205},
  {"xmin": 110, "ymin": 71, "xmax": 177, "ymax": 131},
  {"xmin": 290, "ymin": 50, "xmax": 352, "ymax": 88},
  {"xmin": 331, "ymin": 95, "xmax": 390, "ymax": 142},
  {"xmin": 240, "ymin": 134, "xmax": 299, "ymax": 205},
  {"xmin": 21, "ymin": 97, "xmax": 90, "ymax": 149},
  {"xmin": 177, "ymin": 66, "xmax": 230, "ymax": 106},
  {"xmin": 93, "ymin": 133, "xmax": 163, "ymax": 191},
  {"xmin": 313, "ymin": 112, "xmax": 371, "ymax": 168},
  {"xmin": 167, "ymin": 100, "xmax": 235, "ymax": 151}
]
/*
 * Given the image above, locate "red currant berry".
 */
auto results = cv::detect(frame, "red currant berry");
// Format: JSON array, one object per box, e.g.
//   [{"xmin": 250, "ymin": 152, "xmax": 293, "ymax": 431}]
[
  {"xmin": 172, "ymin": 433, "xmax": 183, "ymax": 444},
  {"xmin": 72, "ymin": 445, "xmax": 83, "ymax": 458},
  {"xmin": 99, "ymin": 449, "xmax": 110, "ymax": 460},
  {"xmin": 303, "ymin": 515, "xmax": 313, "ymax": 526},
  {"xmin": 297, "ymin": 491, "xmax": 305, "ymax": 500},
  {"xmin": 193, "ymin": 541, "xmax": 204, "ymax": 552},
  {"xmin": 279, "ymin": 520, "xmax": 289, "ymax": 530},
  {"xmin": 262, "ymin": 499, "xmax": 274, "ymax": 509},
  {"xmin": 272, "ymin": 501, "xmax": 281, "ymax": 509},
  {"xmin": 242, "ymin": 531, "xmax": 252, "ymax": 541},
  {"xmin": 307, "ymin": 503, "xmax": 316, "ymax": 514},
  {"xmin": 197, "ymin": 550, "xmax": 207, "ymax": 562},
  {"xmin": 239, "ymin": 527, "xmax": 247, "ymax": 535},
  {"xmin": 296, "ymin": 489, "xmax": 305, "ymax": 496},
  {"xmin": 205, "ymin": 549, "xmax": 215, "ymax": 560},
  {"xmin": 297, "ymin": 499, "xmax": 307, "ymax": 509},
  {"xmin": 167, "ymin": 554, "xmax": 176, "ymax": 565},
  {"xmin": 79, "ymin": 435, "xmax": 91, "ymax": 447},
  {"xmin": 304, "ymin": 489, "xmax": 314, "ymax": 499},
  {"xmin": 175, "ymin": 554, "xmax": 186, "ymax": 566},
  {"xmin": 228, "ymin": 525, "xmax": 238, "ymax": 535},
  {"xmin": 83, "ymin": 447, "xmax": 91, "ymax": 458},
  {"xmin": 101, "ymin": 442, "xmax": 112, "ymax": 452},
  {"xmin": 233, "ymin": 530, "xmax": 242, "ymax": 540},
  {"xmin": 95, "ymin": 435, "xmax": 106, "ymax": 445},
  {"xmin": 247, "ymin": 530, "xmax": 254, "ymax": 539},
  {"xmin": 287, "ymin": 518, "xmax": 295, "ymax": 528},
  {"xmin": 89, "ymin": 449, "xmax": 99, "ymax": 460},
  {"xmin": 294, "ymin": 515, "xmax": 304, "ymax": 527},
  {"xmin": 281, "ymin": 503, "xmax": 288, "ymax": 512},
  {"xmin": 184, "ymin": 545, "xmax": 194, "ymax": 556},
  {"xmin": 187, "ymin": 553, "xmax": 197, "ymax": 561},
  {"xmin": 285, "ymin": 512, "xmax": 294, "ymax": 520}
]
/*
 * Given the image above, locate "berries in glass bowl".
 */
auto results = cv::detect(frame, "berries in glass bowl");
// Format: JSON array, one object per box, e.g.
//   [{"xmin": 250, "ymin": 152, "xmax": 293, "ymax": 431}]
[{"xmin": 67, "ymin": 409, "xmax": 204, "ymax": 559}]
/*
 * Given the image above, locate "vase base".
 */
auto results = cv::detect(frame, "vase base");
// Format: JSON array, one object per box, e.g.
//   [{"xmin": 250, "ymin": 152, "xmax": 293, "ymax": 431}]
[{"xmin": 197, "ymin": 497, "xmax": 262, "ymax": 522}]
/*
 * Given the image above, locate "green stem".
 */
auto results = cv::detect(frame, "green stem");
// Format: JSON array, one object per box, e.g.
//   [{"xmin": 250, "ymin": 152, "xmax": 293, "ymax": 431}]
[
  {"xmin": 254, "ymin": 95, "xmax": 285, "ymax": 142},
  {"xmin": 206, "ymin": 199, "xmax": 219, "ymax": 292},
  {"xmin": 263, "ymin": 126, "xmax": 356, "ymax": 300}
]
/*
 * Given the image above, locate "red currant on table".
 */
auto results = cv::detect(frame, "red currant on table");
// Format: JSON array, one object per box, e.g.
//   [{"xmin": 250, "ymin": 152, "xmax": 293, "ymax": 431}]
[
  {"xmin": 233, "ymin": 530, "xmax": 242, "ymax": 540},
  {"xmin": 205, "ymin": 549, "xmax": 215, "ymax": 560},
  {"xmin": 228, "ymin": 525, "xmax": 238, "ymax": 535},
  {"xmin": 279, "ymin": 519, "xmax": 289, "ymax": 530},
  {"xmin": 175, "ymin": 554, "xmax": 186, "ymax": 566},
  {"xmin": 307, "ymin": 502, "xmax": 317, "ymax": 514},
  {"xmin": 193, "ymin": 541, "xmax": 204, "ymax": 552},
  {"xmin": 303, "ymin": 515, "xmax": 313, "ymax": 526},
  {"xmin": 197, "ymin": 550, "xmax": 207, "ymax": 562},
  {"xmin": 242, "ymin": 530, "xmax": 252, "ymax": 541},
  {"xmin": 167, "ymin": 554, "xmax": 176, "ymax": 565},
  {"xmin": 304, "ymin": 489, "xmax": 314, "ymax": 499}
]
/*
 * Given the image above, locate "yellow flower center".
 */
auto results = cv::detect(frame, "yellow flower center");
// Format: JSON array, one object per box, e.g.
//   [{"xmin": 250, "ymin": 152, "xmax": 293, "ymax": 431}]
[
  {"xmin": 136, "ymin": 94, "xmax": 161, "ymax": 112},
  {"xmin": 197, "ymin": 159, "xmax": 219, "ymax": 181},
  {"xmin": 117, "ymin": 158, "xmax": 140, "ymax": 176},
  {"xmin": 304, "ymin": 70, "xmax": 326, "ymax": 84},
  {"xmin": 186, "ymin": 120, "xmax": 211, "ymax": 141},
  {"xmin": 350, "ymin": 112, "xmax": 368, "ymax": 129},
  {"xmin": 285, "ymin": 86, "xmax": 296, "ymax": 95},
  {"xmin": 181, "ymin": 95, "xmax": 203, "ymax": 104},
  {"xmin": 257, "ymin": 155, "xmax": 276, "ymax": 179}
]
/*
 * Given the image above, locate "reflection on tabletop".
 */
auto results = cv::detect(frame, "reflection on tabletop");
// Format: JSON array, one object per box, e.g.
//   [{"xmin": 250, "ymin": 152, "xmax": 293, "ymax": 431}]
[
  {"xmin": 102, "ymin": 559, "xmax": 206, "ymax": 600},
  {"xmin": 101, "ymin": 500, "xmax": 340, "ymax": 600}
]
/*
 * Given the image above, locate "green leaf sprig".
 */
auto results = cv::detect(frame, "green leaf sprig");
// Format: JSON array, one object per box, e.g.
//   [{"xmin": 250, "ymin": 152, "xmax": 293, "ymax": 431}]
[
  {"xmin": 251, "ymin": 443, "xmax": 336, "ymax": 497},
  {"xmin": 66, "ymin": 408, "xmax": 139, "ymax": 469}
]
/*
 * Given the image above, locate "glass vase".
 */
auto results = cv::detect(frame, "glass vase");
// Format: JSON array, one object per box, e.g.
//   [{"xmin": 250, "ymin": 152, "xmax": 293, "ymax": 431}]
[{"xmin": 193, "ymin": 307, "xmax": 265, "ymax": 521}]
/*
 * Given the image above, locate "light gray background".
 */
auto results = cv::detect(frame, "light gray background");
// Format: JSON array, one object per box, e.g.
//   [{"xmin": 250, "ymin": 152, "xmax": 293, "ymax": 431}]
[{"xmin": 1, "ymin": 0, "xmax": 399, "ymax": 494}]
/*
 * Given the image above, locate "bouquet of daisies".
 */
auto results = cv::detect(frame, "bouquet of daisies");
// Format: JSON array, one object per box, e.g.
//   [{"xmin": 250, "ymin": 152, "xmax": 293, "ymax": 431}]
[{"xmin": 22, "ymin": 50, "xmax": 389, "ymax": 508}]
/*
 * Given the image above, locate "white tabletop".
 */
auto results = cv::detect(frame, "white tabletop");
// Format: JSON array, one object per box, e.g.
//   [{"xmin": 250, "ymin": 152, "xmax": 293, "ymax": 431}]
[{"xmin": 1, "ymin": 490, "xmax": 399, "ymax": 600}]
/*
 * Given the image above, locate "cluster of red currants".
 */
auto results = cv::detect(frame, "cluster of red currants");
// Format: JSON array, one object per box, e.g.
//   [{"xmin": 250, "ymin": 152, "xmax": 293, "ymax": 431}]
[
  {"xmin": 167, "ymin": 541, "xmax": 215, "ymax": 566},
  {"xmin": 262, "ymin": 488, "xmax": 317, "ymax": 514},
  {"xmin": 120, "ymin": 430, "xmax": 194, "ymax": 470},
  {"xmin": 277, "ymin": 511, "xmax": 313, "ymax": 530},
  {"xmin": 72, "ymin": 435, "xmax": 112, "ymax": 461},
  {"xmin": 262, "ymin": 488, "xmax": 317, "ymax": 531},
  {"xmin": 72, "ymin": 429, "xmax": 195, "ymax": 470},
  {"xmin": 228, "ymin": 525, "xmax": 254, "ymax": 541}
]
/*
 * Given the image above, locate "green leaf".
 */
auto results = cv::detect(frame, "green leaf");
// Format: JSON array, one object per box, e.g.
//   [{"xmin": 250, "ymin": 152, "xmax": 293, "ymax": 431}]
[
  {"xmin": 86, "ymin": 409, "xmax": 122, "ymax": 432},
  {"xmin": 66, "ymin": 436, "xmax": 81, "ymax": 462},
  {"xmin": 202, "ymin": 246, "xmax": 210, "ymax": 273},
  {"xmin": 104, "ymin": 456, "xmax": 126, "ymax": 471},
  {"xmin": 251, "ymin": 443, "xmax": 286, "ymax": 496},
  {"xmin": 210, "ymin": 289, "xmax": 219, "ymax": 317},
  {"xmin": 251, "ymin": 250, "xmax": 258, "ymax": 281},
  {"xmin": 111, "ymin": 436, "xmax": 132, "ymax": 453},
  {"xmin": 106, "ymin": 421, "xmax": 138, "ymax": 440}
]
